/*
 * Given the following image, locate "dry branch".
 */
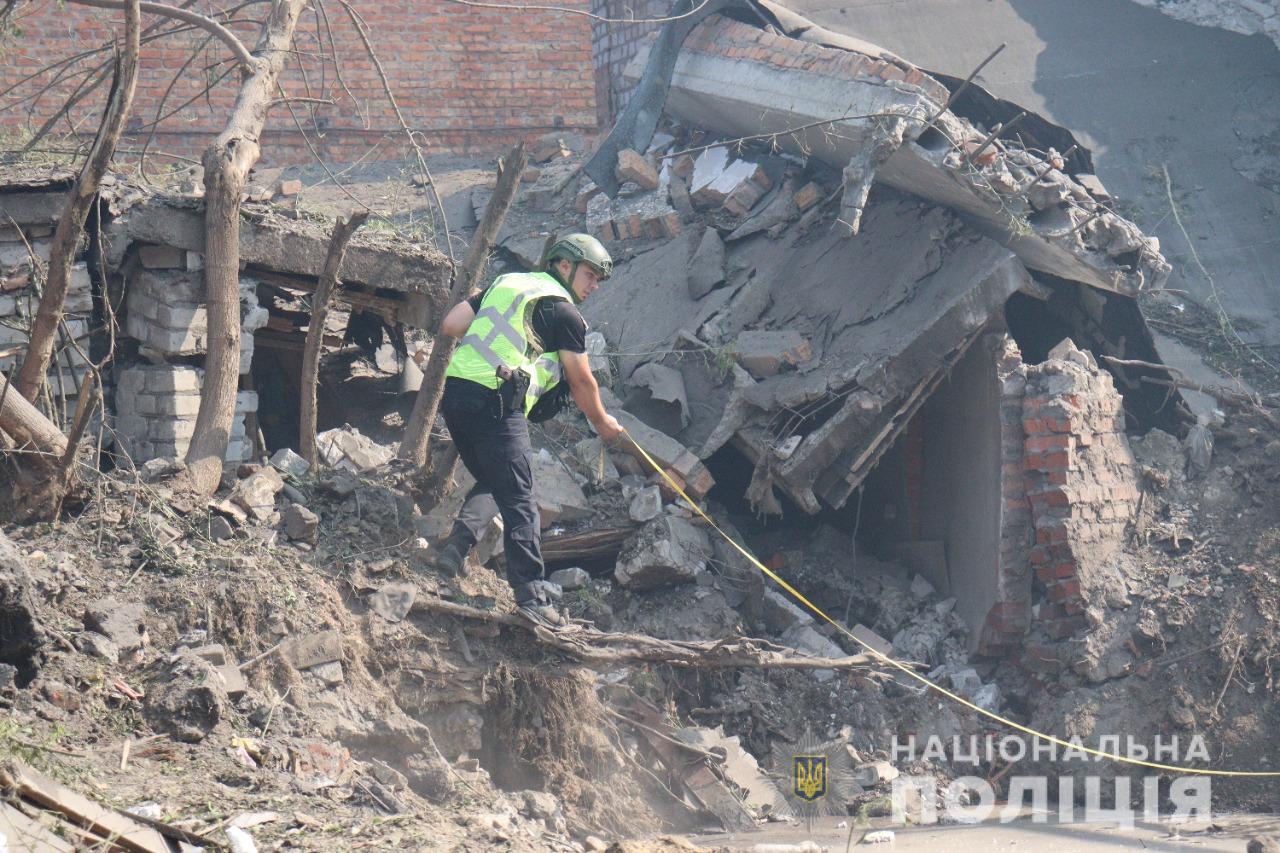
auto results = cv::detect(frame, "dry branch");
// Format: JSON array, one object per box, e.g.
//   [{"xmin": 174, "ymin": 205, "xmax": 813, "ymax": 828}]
[
  {"xmin": 1100, "ymin": 355, "xmax": 1280, "ymax": 428},
  {"xmin": 66, "ymin": 0, "xmax": 256, "ymax": 71},
  {"xmin": 299, "ymin": 211, "xmax": 369, "ymax": 465},
  {"xmin": 0, "ymin": 373, "xmax": 68, "ymax": 457},
  {"xmin": 412, "ymin": 595, "xmax": 880, "ymax": 671},
  {"xmin": 183, "ymin": 0, "xmax": 307, "ymax": 495},
  {"xmin": 399, "ymin": 142, "xmax": 529, "ymax": 465},
  {"xmin": 13, "ymin": 0, "xmax": 140, "ymax": 402}
]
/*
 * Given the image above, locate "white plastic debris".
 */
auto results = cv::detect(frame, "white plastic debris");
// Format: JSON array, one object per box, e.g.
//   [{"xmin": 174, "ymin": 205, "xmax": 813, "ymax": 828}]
[
  {"xmin": 225, "ymin": 827, "xmax": 258, "ymax": 853},
  {"xmin": 863, "ymin": 830, "xmax": 895, "ymax": 844},
  {"xmin": 126, "ymin": 802, "xmax": 164, "ymax": 820}
]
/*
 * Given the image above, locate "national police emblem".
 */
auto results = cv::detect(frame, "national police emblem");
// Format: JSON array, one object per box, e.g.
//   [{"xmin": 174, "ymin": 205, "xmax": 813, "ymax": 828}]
[
  {"xmin": 792, "ymin": 754, "xmax": 827, "ymax": 802},
  {"xmin": 770, "ymin": 729, "xmax": 854, "ymax": 827}
]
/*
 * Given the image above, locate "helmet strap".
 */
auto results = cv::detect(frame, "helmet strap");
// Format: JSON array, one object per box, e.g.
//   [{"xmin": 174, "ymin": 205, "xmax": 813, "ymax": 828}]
[{"xmin": 564, "ymin": 260, "xmax": 583, "ymax": 303}]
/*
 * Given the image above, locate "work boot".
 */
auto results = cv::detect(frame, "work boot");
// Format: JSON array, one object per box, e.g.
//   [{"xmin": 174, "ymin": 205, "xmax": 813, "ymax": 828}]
[
  {"xmin": 515, "ymin": 580, "xmax": 566, "ymax": 628},
  {"xmin": 516, "ymin": 598, "xmax": 566, "ymax": 629},
  {"xmin": 432, "ymin": 539, "xmax": 468, "ymax": 578}
]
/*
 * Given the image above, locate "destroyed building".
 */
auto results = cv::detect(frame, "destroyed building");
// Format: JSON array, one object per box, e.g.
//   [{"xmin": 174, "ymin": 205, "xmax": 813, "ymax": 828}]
[
  {"xmin": 571, "ymin": 8, "xmax": 1176, "ymax": 662},
  {"xmin": 0, "ymin": 0, "xmax": 1187, "ymax": 667}
]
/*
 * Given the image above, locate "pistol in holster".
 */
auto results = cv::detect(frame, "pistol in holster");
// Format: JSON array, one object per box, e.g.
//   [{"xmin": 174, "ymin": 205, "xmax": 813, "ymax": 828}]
[{"xmin": 495, "ymin": 365, "xmax": 530, "ymax": 417}]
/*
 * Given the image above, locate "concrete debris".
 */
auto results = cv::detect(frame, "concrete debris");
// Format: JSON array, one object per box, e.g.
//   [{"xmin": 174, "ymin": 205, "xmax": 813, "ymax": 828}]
[
  {"xmin": 270, "ymin": 447, "xmax": 311, "ymax": 479},
  {"xmin": 778, "ymin": 623, "xmax": 845, "ymax": 680},
  {"xmin": 686, "ymin": 226, "xmax": 726, "ymax": 299},
  {"xmin": 83, "ymin": 598, "xmax": 147, "ymax": 655},
  {"xmin": 734, "ymin": 329, "xmax": 812, "ymax": 378},
  {"xmin": 600, "ymin": 388, "xmax": 715, "ymax": 499},
  {"xmin": 74, "ymin": 631, "xmax": 119, "ymax": 663},
  {"xmin": 615, "ymin": 516, "xmax": 711, "ymax": 590},
  {"xmin": 530, "ymin": 133, "xmax": 570, "ymax": 163},
  {"xmin": 281, "ymin": 504, "xmax": 319, "ymax": 542},
  {"xmin": 572, "ymin": 437, "xmax": 619, "ymax": 483},
  {"xmin": 316, "ymin": 426, "xmax": 395, "ymax": 473},
  {"xmin": 145, "ymin": 655, "xmax": 228, "ymax": 743},
  {"xmin": 547, "ymin": 567, "xmax": 589, "ymax": 590},
  {"xmin": 863, "ymin": 830, "xmax": 895, "ymax": 844},
  {"xmin": 628, "ymin": 485, "xmax": 664, "ymax": 522},
  {"xmin": 631, "ymin": 361, "xmax": 690, "ymax": 427},
  {"xmin": 586, "ymin": 181, "xmax": 681, "ymax": 241},
  {"xmin": 530, "ymin": 449, "xmax": 592, "ymax": 524},
  {"xmin": 689, "ymin": 147, "xmax": 771, "ymax": 215},
  {"xmin": 853, "ymin": 760, "xmax": 899, "ymax": 786},
  {"xmin": 909, "ymin": 574, "xmax": 936, "ymax": 600},
  {"xmin": 284, "ymin": 630, "xmax": 343, "ymax": 670},
  {"xmin": 232, "ymin": 466, "xmax": 285, "ymax": 521},
  {"xmin": 369, "ymin": 582, "xmax": 417, "ymax": 622},
  {"xmin": 675, "ymin": 726, "xmax": 786, "ymax": 815}
]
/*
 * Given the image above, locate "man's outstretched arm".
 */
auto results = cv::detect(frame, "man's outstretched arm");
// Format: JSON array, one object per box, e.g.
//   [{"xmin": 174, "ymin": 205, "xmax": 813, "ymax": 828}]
[{"xmin": 560, "ymin": 351, "xmax": 622, "ymax": 441}]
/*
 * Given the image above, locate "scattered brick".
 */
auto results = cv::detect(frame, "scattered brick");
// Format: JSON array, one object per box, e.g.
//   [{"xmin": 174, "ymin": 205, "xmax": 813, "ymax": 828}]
[{"xmin": 615, "ymin": 148, "xmax": 660, "ymax": 190}]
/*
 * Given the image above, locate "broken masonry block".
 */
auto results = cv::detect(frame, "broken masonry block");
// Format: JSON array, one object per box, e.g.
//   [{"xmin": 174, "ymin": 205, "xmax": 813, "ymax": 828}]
[
  {"xmin": 629, "ymin": 485, "xmax": 664, "ymax": 523},
  {"xmin": 530, "ymin": 133, "xmax": 570, "ymax": 163},
  {"xmin": 285, "ymin": 630, "xmax": 343, "ymax": 670},
  {"xmin": 734, "ymin": 329, "xmax": 813, "ymax": 378},
  {"xmin": 575, "ymin": 183, "xmax": 602, "ymax": 214},
  {"xmin": 722, "ymin": 180, "xmax": 765, "ymax": 218},
  {"xmin": 614, "ymin": 515, "xmax": 711, "ymax": 590},
  {"xmin": 615, "ymin": 148, "xmax": 660, "ymax": 191},
  {"xmin": 276, "ymin": 178, "xmax": 302, "ymax": 197},
  {"xmin": 793, "ymin": 181, "xmax": 823, "ymax": 212},
  {"xmin": 521, "ymin": 167, "xmax": 541, "ymax": 183},
  {"xmin": 690, "ymin": 149, "xmax": 771, "ymax": 210},
  {"xmin": 138, "ymin": 244, "xmax": 186, "ymax": 269}
]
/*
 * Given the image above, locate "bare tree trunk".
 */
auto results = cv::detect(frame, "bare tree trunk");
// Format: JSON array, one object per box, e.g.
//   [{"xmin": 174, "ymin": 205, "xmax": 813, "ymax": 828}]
[
  {"xmin": 299, "ymin": 211, "xmax": 369, "ymax": 466},
  {"xmin": 0, "ymin": 373, "xmax": 68, "ymax": 458},
  {"xmin": 399, "ymin": 143, "xmax": 529, "ymax": 465},
  {"xmin": 13, "ymin": 0, "xmax": 140, "ymax": 401},
  {"xmin": 182, "ymin": 0, "xmax": 306, "ymax": 495}
]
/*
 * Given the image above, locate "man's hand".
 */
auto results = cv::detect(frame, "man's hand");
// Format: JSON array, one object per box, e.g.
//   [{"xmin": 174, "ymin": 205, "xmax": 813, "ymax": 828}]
[{"xmin": 594, "ymin": 413, "xmax": 624, "ymax": 443}]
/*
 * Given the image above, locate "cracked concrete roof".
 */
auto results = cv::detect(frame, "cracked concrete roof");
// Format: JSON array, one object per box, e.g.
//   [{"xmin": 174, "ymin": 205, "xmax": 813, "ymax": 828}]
[{"xmin": 779, "ymin": 0, "xmax": 1280, "ymax": 348}]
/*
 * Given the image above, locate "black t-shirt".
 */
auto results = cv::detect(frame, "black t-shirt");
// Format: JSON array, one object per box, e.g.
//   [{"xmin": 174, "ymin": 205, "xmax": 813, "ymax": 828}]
[{"xmin": 466, "ymin": 289, "xmax": 587, "ymax": 355}]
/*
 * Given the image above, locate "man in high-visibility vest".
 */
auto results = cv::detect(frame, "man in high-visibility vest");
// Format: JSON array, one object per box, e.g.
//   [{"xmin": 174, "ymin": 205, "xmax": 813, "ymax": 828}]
[{"xmin": 433, "ymin": 233, "xmax": 623, "ymax": 627}]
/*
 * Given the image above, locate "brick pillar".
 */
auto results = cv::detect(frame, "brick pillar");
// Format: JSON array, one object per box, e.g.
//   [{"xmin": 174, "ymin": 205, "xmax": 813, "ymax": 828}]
[
  {"xmin": 1021, "ymin": 340, "xmax": 1138, "ymax": 655},
  {"xmin": 977, "ymin": 335, "xmax": 1034, "ymax": 655}
]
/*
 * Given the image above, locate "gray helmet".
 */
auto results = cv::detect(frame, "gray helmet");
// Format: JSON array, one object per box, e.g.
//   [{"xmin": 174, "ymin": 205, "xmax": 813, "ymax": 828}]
[{"xmin": 546, "ymin": 233, "xmax": 613, "ymax": 280}]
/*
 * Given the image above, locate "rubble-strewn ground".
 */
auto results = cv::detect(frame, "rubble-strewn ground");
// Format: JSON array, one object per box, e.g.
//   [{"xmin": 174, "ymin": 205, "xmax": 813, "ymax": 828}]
[{"xmin": 3, "ymin": 339, "xmax": 1279, "ymax": 849}]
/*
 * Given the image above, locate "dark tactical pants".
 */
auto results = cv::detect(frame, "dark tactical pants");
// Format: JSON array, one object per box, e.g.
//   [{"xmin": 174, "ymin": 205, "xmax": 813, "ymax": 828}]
[{"xmin": 439, "ymin": 377, "xmax": 545, "ymax": 604}]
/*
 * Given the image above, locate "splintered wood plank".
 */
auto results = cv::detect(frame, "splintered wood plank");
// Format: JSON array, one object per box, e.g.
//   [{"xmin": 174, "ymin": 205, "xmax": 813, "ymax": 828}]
[
  {"xmin": 0, "ymin": 761, "xmax": 173, "ymax": 853},
  {"xmin": 0, "ymin": 802, "xmax": 76, "ymax": 852},
  {"xmin": 542, "ymin": 525, "xmax": 636, "ymax": 561}
]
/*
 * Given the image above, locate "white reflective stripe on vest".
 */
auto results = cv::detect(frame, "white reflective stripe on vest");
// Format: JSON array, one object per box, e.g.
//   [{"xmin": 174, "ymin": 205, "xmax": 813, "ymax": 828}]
[
  {"xmin": 526, "ymin": 353, "xmax": 564, "ymax": 402},
  {"xmin": 473, "ymin": 304, "xmax": 525, "ymax": 351}
]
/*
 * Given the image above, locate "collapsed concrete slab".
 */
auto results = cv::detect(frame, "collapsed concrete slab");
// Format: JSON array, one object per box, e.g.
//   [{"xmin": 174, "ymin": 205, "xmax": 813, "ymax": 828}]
[
  {"xmin": 626, "ymin": 17, "xmax": 1169, "ymax": 295},
  {"xmin": 114, "ymin": 197, "xmax": 452, "ymax": 327}
]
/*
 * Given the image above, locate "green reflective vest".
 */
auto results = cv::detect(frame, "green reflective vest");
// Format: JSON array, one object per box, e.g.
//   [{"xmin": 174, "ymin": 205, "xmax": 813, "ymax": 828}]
[{"xmin": 445, "ymin": 271, "xmax": 573, "ymax": 415}]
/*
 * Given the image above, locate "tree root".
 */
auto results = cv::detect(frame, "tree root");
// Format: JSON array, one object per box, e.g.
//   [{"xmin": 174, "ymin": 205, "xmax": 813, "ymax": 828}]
[{"xmin": 412, "ymin": 595, "xmax": 891, "ymax": 673}]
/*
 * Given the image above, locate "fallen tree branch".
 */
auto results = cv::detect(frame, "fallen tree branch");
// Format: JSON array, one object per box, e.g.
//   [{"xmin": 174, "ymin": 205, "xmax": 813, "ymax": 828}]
[
  {"xmin": 66, "ymin": 0, "xmax": 256, "ymax": 71},
  {"xmin": 0, "ymin": 372, "xmax": 69, "ymax": 457},
  {"xmin": 399, "ymin": 142, "xmax": 528, "ymax": 465},
  {"xmin": 412, "ymin": 595, "xmax": 882, "ymax": 671},
  {"xmin": 299, "ymin": 210, "xmax": 369, "ymax": 465},
  {"xmin": 1100, "ymin": 355, "xmax": 1279, "ymax": 428}
]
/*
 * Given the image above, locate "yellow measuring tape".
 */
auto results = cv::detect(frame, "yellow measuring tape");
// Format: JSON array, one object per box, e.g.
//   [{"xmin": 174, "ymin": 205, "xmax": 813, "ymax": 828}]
[{"xmin": 623, "ymin": 430, "xmax": 1280, "ymax": 778}]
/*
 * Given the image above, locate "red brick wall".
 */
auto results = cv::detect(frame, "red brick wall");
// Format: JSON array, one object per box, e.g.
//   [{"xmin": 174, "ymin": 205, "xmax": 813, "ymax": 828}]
[
  {"xmin": 977, "ymin": 336, "xmax": 1035, "ymax": 655},
  {"xmin": 1019, "ymin": 342, "xmax": 1139, "ymax": 676},
  {"xmin": 0, "ymin": 0, "xmax": 598, "ymax": 166},
  {"xmin": 589, "ymin": 0, "xmax": 666, "ymax": 123}
]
